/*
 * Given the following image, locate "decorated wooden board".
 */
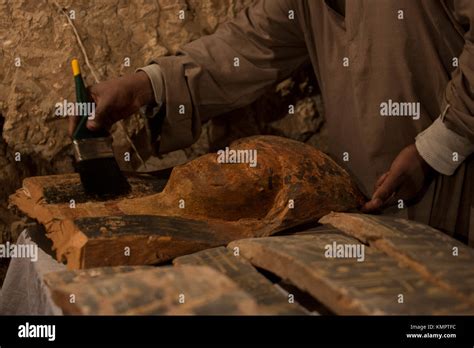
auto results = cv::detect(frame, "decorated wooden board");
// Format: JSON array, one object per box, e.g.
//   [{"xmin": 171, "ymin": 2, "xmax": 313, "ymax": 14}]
[
  {"xmin": 229, "ymin": 225, "xmax": 474, "ymax": 315},
  {"xmin": 48, "ymin": 265, "xmax": 261, "ymax": 315},
  {"xmin": 63, "ymin": 215, "xmax": 245, "ymax": 269},
  {"xmin": 41, "ymin": 214, "xmax": 474, "ymax": 315},
  {"xmin": 174, "ymin": 247, "xmax": 308, "ymax": 315},
  {"xmin": 319, "ymin": 213, "xmax": 474, "ymax": 304}
]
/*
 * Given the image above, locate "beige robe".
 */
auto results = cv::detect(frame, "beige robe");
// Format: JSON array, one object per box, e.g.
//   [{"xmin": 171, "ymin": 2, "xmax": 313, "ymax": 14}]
[{"xmin": 151, "ymin": 0, "xmax": 474, "ymax": 244}]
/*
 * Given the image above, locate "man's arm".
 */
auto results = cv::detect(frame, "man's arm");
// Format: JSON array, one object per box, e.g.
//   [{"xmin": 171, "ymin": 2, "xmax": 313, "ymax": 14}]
[
  {"xmin": 141, "ymin": 0, "xmax": 308, "ymax": 153},
  {"xmin": 363, "ymin": 0, "xmax": 474, "ymax": 212},
  {"xmin": 415, "ymin": 0, "xmax": 474, "ymax": 175},
  {"xmin": 69, "ymin": 0, "xmax": 308, "ymax": 153}
]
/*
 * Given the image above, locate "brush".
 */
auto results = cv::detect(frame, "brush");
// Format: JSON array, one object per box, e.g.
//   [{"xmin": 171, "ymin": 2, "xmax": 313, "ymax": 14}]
[{"xmin": 71, "ymin": 59, "xmax": 130, "ymax": 196}]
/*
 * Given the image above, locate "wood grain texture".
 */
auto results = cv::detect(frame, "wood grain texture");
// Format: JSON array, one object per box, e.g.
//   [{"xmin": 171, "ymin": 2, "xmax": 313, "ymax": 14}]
[
  {"xmin": 49, "ymin": 265, "xmax": 261, "ymax": 315},
  {"xmin": 12, "ymin": 173, "xmax": 168, "ymax": 205},
  {"xmin": 9, "ymin": 136, "xmax": 365, "ymax": 269},
  {"xmin": 9, "ymin": 173, "xmax": 244, "ymax": 268},
  {"xmin": 8, "ymin": 173, "xmax": 172, "ymax": 267},
  {"xmin": 117, "ymin": 135, "xmax": 366, "ymax": 237},
  {"xmin": 174, "ymin": 247, "xmax": 308, "ymax": 315},
  {"xmin": 71, "ymin": 215, "xmax": 244, "ymax": 269},
  {"xmin": 229, "ymin": 230, "xmax": 474, "ymax": 315},
  {"xmin": 319, "ymin": 212, "xmax": 474, "ymax": 304}
]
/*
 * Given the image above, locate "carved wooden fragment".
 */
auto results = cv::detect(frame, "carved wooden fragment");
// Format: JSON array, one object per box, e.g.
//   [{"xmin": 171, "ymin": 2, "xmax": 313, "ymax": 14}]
[
  {"xmin": 10, "ymin": 136, "xmax": 365, "ymax": 269},
  {"xmin": 49, "ymin": 265, "xmax": 261, "ymax": 315},
  {"xmin": 319, "ymin": 212, "xmax": 474, "ymax": 304},
  {"xmin": 64, "ymin": 215, "xmax": 244, "ymax": 269},
  {"xmin": 229, "ymin": 230, "xmax": 474, "ymax": 315},
  {"xmin": 174, "ymin": 247, "xmax": 308, "ymax": 315},
  {"xmin": 117, "ymin": 135, "xmax": 366, "ymax": 236}
]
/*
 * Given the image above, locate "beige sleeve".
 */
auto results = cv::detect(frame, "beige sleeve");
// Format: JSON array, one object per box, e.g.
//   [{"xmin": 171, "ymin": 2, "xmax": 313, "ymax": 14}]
[
  {"xmin": 416, "ymin": 0, "xmax": 474, "ymax": 176},
  {"xmin": 415, "ymin": 117, "xmax": 474, "ymax": 175},
  {"xmin": 146, "ymin": 0, "xmax": 308, "ymax": 154},
  {"xmin": 442, "ymin": 0, "xmax": 474, "ymax": 143},
  {"xmin": 137, "ymin": 64, "xmax": 166, "ymax": 106}
]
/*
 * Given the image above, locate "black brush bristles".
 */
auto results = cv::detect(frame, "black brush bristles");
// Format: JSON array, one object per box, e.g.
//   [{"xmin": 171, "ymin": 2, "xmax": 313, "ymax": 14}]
[{"xmin": 75, "ymin": 157, "xmax": 131, "ymax": 197}]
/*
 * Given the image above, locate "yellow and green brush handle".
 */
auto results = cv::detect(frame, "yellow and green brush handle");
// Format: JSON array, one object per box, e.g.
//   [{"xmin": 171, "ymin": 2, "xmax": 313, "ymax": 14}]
[{"xmin": 71, "ymin": 59, "xmax": 108, "ymax": 140}]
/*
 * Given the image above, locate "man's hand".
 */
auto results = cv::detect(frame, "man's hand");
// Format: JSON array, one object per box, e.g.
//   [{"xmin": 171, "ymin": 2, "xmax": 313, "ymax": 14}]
[
  {"xmin": 68, "ymin": 71, "xmax": 155, "ymax": 136},
  {"xmin": 362, "ymin": 144, "xmax": 434, "ymax": 213}
]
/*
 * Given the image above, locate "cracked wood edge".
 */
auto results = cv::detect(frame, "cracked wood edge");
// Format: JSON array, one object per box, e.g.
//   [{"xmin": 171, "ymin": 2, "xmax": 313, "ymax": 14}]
[
  {"xmin": 49, "ymin": 265, "xmax": 261, "ymax": 315},
  {"xmin": 319, "ymin": 212, "xmax": 474, "ymax": 305},
  {"xmin": 174, "ymin": 246, "xmax": 309, "ymax": 315},
  {"xmin": 229, "ymin": 232, "xmax": 474, "ymax": 315}
]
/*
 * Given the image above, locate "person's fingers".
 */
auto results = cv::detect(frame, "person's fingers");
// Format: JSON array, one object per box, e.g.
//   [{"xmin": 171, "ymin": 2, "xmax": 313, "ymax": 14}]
[
  {"xmin": 86, "ymin": 119, "xmax": 101, "ymax": 131},
  {"xmin": 361, "ymin": 197, "xmax": 384, "ymax": 213},
  {"xmin": 362, "ymin": 171, "xmax": 404, "ymax": 212},
  {"xmin": 86, "ymin": 103, "xmax": 107, "ymax": 131},
  {"xmin": 361, "ymin": 172, "xmax": 389, "ymax": 213},
  {"xmin": 372, "ymin": 171, "xmax": 404, "ymax": 203},
  {"xmin": 85, "ymin": 86, "xmax": 108, "ymax": 131},
  {"xmin": 380, "ymin": 191, "xmax": 398, "ymax": 207},
  {"xmin": 375, "ymin": 172, "xmax": 389, "ymax": 190},
  {"xmin": 361, "ymin": 172, "xmax": 389, "ymax": 212}
]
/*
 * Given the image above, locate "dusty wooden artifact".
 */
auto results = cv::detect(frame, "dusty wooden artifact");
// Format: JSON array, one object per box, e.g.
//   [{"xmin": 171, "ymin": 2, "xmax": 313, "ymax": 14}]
[
  {"xmin": 10, "ymin": 136, "xmax": 365, "ymax": 269},
  {"xmin": 48, "ymin": 265, "xmax": 261, "ymax": 315},
  {"xmin": 174, "ymin": 247, "xmax": 308, "ymax": 315},
  {"xmin": 229, "ymin": 221, "xmax": 474, "ymax": 315},
  {"xmin": 46, "ymin": 252, "xmax": 308, "ymax": 315},
  {"xmin": 319, "ymin": 212, "xmax": 474, "ymax": 304},
  {"xmin": 44, "ymin": 216, "xmax": 474, "ymax": 315},
  {"xmin": 117, "ymin": 135, "xmax": 365, "ymax": 234}
]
